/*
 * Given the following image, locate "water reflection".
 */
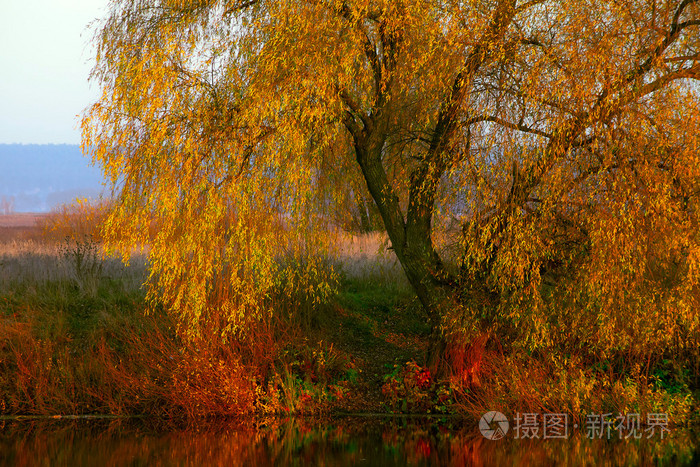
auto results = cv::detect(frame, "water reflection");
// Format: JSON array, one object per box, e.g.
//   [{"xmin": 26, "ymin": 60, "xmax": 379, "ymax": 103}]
[{"xmin": 0, "ymin": 416, "xmax": 697, "ymax": 466}]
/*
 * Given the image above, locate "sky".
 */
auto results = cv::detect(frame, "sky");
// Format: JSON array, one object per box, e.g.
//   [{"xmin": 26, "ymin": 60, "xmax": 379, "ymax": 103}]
[{"xmin": 0, "ymin": 0, "xmax": 109, "ymax": 144}]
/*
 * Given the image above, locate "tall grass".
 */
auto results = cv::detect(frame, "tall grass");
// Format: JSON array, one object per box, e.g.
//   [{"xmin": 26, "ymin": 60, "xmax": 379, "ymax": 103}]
[
  {"xmin": 0, "ymin": 218, "xmax": 353, "ymax": 417},
  {"xmin": 331, "ymin": 231, "xmax": 408, "ymax": 289},
  {"xmin": 0, "ymin": 237, "xmax": 276, "ymax": 417}
]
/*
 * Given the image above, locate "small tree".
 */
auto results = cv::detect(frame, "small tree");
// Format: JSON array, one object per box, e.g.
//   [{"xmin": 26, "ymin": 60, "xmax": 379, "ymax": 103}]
[
  {"xmin": 0, "ymin": 196, "xmax": 14, "ymax": 215},
  {"xmin": 85, "ymin": 0, "xmax": 700, "ymax": 355}
]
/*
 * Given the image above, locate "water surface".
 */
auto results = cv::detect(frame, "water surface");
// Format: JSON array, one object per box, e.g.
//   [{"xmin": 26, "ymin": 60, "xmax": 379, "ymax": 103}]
[{"xmin": 0, "ymin": 415, "xmax": 697, "ymax": 466}]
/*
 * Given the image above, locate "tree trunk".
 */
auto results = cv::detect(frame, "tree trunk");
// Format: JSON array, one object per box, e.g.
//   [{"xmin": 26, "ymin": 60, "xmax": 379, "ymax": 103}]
[{"xmin": 349, "ymin": 132, "xmax": 459, "ymax": 372}]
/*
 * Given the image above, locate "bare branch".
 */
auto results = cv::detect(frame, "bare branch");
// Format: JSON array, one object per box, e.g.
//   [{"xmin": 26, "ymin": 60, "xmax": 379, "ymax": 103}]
[{"xmin": 465, "ymin": 115, "xmax": 553, "ymax": 139}]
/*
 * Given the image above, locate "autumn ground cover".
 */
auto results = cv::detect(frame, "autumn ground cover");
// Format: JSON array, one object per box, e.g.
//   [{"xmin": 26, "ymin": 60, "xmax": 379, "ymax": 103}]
[{"xmin": 0, "ymin": 205, "xmax": 698, "ymax": 426}]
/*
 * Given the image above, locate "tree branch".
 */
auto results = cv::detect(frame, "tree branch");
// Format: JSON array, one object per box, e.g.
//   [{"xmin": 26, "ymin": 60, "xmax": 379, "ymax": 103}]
[{"xmin": 465, "ymin": 115, "xmax": 553, "ymax": 139}]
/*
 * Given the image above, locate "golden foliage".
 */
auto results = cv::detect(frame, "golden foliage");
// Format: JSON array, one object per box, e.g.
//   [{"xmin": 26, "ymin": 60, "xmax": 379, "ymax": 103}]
[{"xmin": 83, "ymin": 0, "xmax": 700, "ymax": 349}]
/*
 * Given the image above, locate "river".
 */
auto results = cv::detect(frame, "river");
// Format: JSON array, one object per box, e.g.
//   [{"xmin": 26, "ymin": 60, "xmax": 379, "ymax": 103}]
[{"xmin": 0, "ymin": 415, "xmax": 697, "ymax": 466}]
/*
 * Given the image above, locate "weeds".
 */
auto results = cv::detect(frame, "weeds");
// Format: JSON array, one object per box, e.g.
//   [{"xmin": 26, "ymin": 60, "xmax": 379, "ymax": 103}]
[
  {"xmin": 57, "ymin": 236, "xmax": 104, "ymax": 296},
  {"xmin": 451, "ymin": 350, "xmax": 697, "ymax": 427}
]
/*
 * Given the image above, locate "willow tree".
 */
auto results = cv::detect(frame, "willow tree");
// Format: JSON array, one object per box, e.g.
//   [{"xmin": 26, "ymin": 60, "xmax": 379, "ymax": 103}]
[{"xmin": 85, "ymin": 0, "xmax": 700, "ymax": 353}]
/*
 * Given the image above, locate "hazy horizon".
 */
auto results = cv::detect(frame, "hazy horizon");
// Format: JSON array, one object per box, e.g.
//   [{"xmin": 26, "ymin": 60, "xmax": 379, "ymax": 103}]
[{"xmin": 0, "ymin": 143, "xmax": 105, "ymax": 213}]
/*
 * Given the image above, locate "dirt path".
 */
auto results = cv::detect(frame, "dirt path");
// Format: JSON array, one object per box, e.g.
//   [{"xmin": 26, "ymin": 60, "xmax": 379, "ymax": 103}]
[{"xmin": 327, "ymin": 290, "xmax": 430, "ymax": 413}]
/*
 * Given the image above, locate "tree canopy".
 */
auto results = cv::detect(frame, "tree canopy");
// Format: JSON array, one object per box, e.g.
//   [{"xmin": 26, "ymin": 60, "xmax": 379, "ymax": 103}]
[{"xmin": 84, "ymin": 0, "xmax": 700, "ymax": 354}]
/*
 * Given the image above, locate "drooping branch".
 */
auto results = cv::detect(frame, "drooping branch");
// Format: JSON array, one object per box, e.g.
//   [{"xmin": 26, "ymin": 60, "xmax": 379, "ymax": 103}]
[
  {"xmin": 428, "ymin": 0, "xmax": 519, "ymax": 158},
  {"xmin": 329, "ymin": 1, "xmax": 384, "ymax": 104},
  {"xmin": 509, "ymin": 0, "xmax": 700, "ymax": 213},
  {"xmin": 596, "ymin": 0, "xmax": 699, "ymax": 105}
]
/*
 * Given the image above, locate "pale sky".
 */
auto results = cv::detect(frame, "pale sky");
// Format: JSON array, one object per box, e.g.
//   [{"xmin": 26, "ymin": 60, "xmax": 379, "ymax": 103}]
[{"xmin": 0, "ymin": 0, "xmax": 109, "ymax": 144}]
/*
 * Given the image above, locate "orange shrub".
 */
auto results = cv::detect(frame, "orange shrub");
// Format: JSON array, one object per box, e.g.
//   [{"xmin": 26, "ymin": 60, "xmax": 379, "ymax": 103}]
[{"xmin": 38, "ymin": 198, "xmax": 111, "ymax": 242}]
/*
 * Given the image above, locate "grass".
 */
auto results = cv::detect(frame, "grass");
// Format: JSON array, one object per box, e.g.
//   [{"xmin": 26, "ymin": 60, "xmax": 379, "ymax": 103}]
[{"xmin": 0, "ymin": 210, "xmax": 698, "ymax": 425}]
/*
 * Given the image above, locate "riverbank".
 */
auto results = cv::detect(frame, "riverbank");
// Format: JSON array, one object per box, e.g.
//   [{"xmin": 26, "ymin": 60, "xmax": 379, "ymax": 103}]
[{"xmin": 0, "ymin": 218, "xmax": 698, "ymax": 425}]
